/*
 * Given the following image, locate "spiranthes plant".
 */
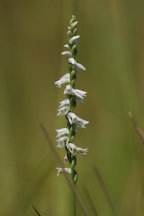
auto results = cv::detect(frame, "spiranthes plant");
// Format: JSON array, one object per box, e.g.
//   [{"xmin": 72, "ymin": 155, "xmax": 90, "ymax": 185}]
[{"xmin": 54, "ymin": 15, "xmax": 89, "ymax": 216}]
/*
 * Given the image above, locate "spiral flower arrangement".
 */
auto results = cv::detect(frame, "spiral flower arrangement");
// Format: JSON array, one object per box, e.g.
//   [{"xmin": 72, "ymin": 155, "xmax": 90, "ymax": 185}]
[{"xmin": 55, "ymin": 15, "xmax": 89, "ymax": 187}]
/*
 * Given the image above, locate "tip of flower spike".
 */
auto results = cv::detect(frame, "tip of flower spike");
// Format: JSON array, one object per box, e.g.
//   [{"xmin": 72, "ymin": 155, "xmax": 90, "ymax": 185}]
[
  {"xmin": 71, "ymin": 21, "xmax": 78, "ymax": 29},
  {"xmin": 70, "ymin": 15, "xmax": 77, "ymax": 24},
  {"xmin": 72, "ymin": 15, "xmax": 76, "ymax": 18}
]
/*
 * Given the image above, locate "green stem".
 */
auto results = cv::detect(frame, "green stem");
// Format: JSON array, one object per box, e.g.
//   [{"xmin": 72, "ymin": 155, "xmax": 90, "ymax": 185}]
[
  {"xmin": 72, "ymin": 185, "xmax": 76, "ymax": 216},
  {"xmin": 71, "ymin": 156, "xmax": 77, "ymax": 215}
]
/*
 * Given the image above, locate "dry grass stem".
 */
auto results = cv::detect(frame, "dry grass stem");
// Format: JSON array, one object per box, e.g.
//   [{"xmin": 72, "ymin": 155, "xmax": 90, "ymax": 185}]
[
  {"xmin": 32, "ymin": 204, "xmax": 41, "ymax": 216},
  {"xmin": 92, "ymin": 166, "xmax": 119, "ymax": 216},
  {"xmin": 129, "ymin": 112, "xmax": 144, "ymax": 152},
  {"xmin": 84, "ymin": 187, "xmax": 98, "ymax": 216}
]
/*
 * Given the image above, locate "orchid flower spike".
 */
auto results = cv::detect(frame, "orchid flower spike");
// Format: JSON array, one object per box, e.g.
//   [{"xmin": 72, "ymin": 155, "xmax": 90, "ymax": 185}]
[{"xmin": 54, "ymin": 15, "xmax": 89, "ymax": 185}]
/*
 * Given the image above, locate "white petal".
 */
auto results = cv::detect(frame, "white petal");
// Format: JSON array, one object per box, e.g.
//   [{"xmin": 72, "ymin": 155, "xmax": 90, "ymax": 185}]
[
  {"xmin": 73, "ymin": 89, "xmax": 87, "ymax": 100},
  {"xmin": 56, "ymin": 128, "xmax": 69, "ymax": 137},
  {"xmin": 76, "ymin": 63, "xmax": 86, "ymax": 71},
  {"xmin": 66, "ymin": 143, "xmax": 88, "ymax": 155},
  {"xmin": 64, "ymin": 85, "xmax": 87, "ymax": 102},
  {"xmin": 66, "ymin": 143, "xmax": 77, "ymax": 155},
  {"xmin": 56, "ymin": 136, "xmax": 69, "ymax": 148},
  {"xmin": 64, "ymin": 85, "xmax": 73, "ymax": 95},
  {"xmin": 57, "ymin": 106, "xmax": 69, "ymax": 116},
  {"xmin": 59, "ymin": 99, "xmax": 70, "ymax": 107},
  {"xmin": 76, "ymin": 118, "xmax": 89, "ymax": 128},
  {"xmin": 67, "ymin": 112, "xmax": 79, "ymax": 124},
  {"xmin": 68, "ymin": 58, "xmax": 86, "ymax": 71},
  {"xmin": 56, "ymin": 167, "xmax": 71, "ymax": 176},
  {"xmin": 64, "ymin": 168, "xmax": 72, "ymax": 174},
  {"xmin": 67, "ymin": 112, "xmax": 89, "ymax": 128},
  {"xmin": 77, "ymin": 147, "xmax": 88, "ymax": 155},
  {"xmin": 56, "ymin": 167, "xmax": 63, "ymax": 176},
  {"xmin": 64, "ymin": 44, "xmax": 69, "ymax": 48},
  {"xmin": 69, "ymin": 35, "xmax": 80, "ymax": 44},
  {"xmin": 61, "ymin": 51, "xmax": 71, "ymax": 56},
  {"xmin": 55, "ymin": 73, "xmax": 70, "ymax": 88},
  {"xmin": 68, "ymin": 57, "xmax": 76, "ymax": 65},
  {"xmin": 71, "ymin": 21, "xmax": 78, "ymax": 29}
]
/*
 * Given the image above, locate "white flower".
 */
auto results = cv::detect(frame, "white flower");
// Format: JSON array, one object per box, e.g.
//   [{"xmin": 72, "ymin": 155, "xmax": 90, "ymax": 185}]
[
  {"xmin": 55, "ymin": 73, "xmax": 70, "ymax": 88},
  {"xmin": 67, "ymin": 112, "xmax": 78, "ymax": 124},
  {"xmin": 56, "ymin": 167, "xmax": 71, "ymax": 176},
  {"xmin": 68, "ymin": 58, "xmax": 86, "ymax": 71},
  {"xmin": 67, "ymin": 112, "xmax": 89, "ymax": 128},
  {"xmin": 56, "ymin": 136, "xmax": 69, "ymax": 148},
  {"xmin": 68, "ymin": 58, "xmax": 76, "ymax": 65},
  {"xmin": 69, "ymin": 35, "xmax": 80, "ymax": 44},
  {"xmin": 75, "ymin": 118, "xmax": 89, "ymax": 128},
  {"xmin": 64, "ymin": 85, "xmax": 87, "ymax": 102},
  {"xmin": 67, "ymin": 143, "xmax": 88, "ymax": 155},
  {"xmin": 64, "ymin": 44, "xmax": 69, "ymax": 48},
  {"xmin": 61, "ymin": 51, "xmax": 71, "ymax": 56},
  {"xmin": 56, "ymin": 128, "xmax": 69, "ymax": 137},
  {"xmin": 57, "ymin": 106, "xmax": 69, "ymax": 116},
  {"xmin": 64, "ymin": 84, "xmax": 73, "ymax": 95},
  {"xmin": 59, "ymin": 99, "xmax": 70, "ymax": 107},
  {"xmin": 74, "ymin": 89, "xmax": 87, "ymax": 100}
]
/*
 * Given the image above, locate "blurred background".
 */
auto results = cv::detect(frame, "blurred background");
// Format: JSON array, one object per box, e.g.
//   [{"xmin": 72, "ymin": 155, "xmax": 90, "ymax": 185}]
[{"xmin": 1, "ymin": 0, "xmax": 144, "ymax": 215}]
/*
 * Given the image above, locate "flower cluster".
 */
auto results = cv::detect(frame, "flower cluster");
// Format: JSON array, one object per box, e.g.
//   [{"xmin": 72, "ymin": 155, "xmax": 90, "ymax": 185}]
[{"xmin": 54, "ymin": 15, "xmax": 89, "ymax": 181}]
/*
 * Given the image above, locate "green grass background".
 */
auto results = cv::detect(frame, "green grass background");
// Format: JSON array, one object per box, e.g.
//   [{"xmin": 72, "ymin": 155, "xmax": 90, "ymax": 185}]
[{"xmin": 1, "ymin": 0, "xmax": 144, "ymax": 215}]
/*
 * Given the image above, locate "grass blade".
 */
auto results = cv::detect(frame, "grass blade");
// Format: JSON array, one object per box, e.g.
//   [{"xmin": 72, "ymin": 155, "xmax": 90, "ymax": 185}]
[
  {"xmin": 129, "ymin": 112, "xmax": 144, "ymax": 152},
  {"xmin": 32, "ymin": 204, "xmax": 41, "ymax": 216},
  {"xmin": 93, "ymin": 165, "xmax": 119, "ymax": 216},
  {"xmin": 84, "ymin": 187, "xmax": 98, "ymax": 216}
]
